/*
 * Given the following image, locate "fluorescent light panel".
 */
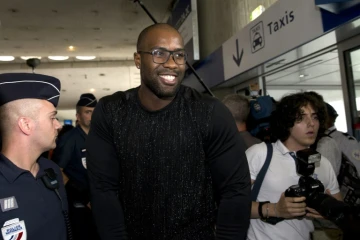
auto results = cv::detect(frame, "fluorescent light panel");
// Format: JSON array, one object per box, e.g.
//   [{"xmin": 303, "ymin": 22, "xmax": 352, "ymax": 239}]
[
  {"xmin": 48, "ymin": 56, "xmax": 69, "ymax": 60},
  {"xmin": 76, "ymin": 56, "xmax": 96, "ymax": 60}
]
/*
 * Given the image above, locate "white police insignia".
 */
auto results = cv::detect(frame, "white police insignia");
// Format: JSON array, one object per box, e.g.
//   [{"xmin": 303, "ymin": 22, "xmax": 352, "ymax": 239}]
[
  {"xmin": 81, "ymin": 148, "xmax": 87, "ymax": 169},
  {"xmin": 1, "ymin": 220, "xmax": 27, "ymax": 240},
  {"xmin": 0, "ymin": 196, "xmax": 18, "ymax": 212}
]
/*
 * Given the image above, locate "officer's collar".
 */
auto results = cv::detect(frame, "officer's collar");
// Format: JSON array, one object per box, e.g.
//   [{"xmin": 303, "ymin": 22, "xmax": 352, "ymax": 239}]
[
  {"xmin": 76, "ymin": 125, "xmax": 87, "ymax": 138},
  {"xmin": 0, "ymin": 154, "xmax": 48, "ymax": 183},
  {"xmin": 0, "ymin": 153, "xmax": 28, "ymax": 183},
  {"xmin": 326, "ymin": 126, "xmax": 337, "ymax": 134}
]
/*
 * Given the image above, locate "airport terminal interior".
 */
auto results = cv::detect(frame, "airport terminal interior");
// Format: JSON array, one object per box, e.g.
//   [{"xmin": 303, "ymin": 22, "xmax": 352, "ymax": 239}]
[
  {"xmin": 1, "ymin": 1, "xmax": 360, "ymax": 240},
  {"xmin": 0, "ymin": 0, "xmax": 359, "ymax": 135}
]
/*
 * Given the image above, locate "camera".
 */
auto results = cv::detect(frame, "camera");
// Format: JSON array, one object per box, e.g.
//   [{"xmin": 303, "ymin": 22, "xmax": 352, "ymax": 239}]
[{"xmin": 285, "ymin": 148, "xmax": 351, "ymax": 229}]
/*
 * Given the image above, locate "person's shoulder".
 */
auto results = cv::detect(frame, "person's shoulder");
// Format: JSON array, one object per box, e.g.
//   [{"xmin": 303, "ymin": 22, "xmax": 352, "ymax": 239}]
[
  {"xmin": 318, "ymin": 135, "xmax": 339, "ymax": 147},
  {"xmin": 246, "ymin": 141, "xmax": 267, "ymax": 154},
  {"xmin": 38, "ymin": 157, "xmax": 61, "ymax": 172},
  {"xmin": 181, "ymin": 85, "xmax": 220, "ymax": 106},
  {"xmin": 331, "ymin": 130, "xmax": 357, "ymax": 141},
  {"xmin": 318, "ymin": 154, "xmax": 333, "ymax": 170},
  {"xmin": 99, "ymin": 87, "xmax": 138, "ymax": 106},
  {"xmin": 57, "ymin": 127, "xmax": 78, "ymax": 143}
]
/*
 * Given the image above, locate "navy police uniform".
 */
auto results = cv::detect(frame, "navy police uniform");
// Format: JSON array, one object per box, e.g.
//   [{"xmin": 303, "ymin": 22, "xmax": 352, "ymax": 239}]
[
  {"xmin": 0, "ymin": 73, "xmax": 68, "ymax": 240},
  {"xmin": 54, "ymin": 125, "xmax": 88, "ymax": 197},
  {"xmin": 52, "ymin": 93, "xmax": 98, "ymax": 240},
  {"xmin": 0, "ymin": 155, "xmax": 67, "ymax": 240}
]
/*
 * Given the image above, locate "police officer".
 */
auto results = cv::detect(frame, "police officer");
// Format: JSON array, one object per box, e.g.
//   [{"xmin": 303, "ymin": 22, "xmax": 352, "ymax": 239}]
[
  {"xmin": 325, "ymin": 103, "xmax": 360, "ymax": 176},
  {"xmin": 324, "ymin": 103, "xmax": 360, "ymax": 237},
  {"xmin": 52, "ymin": 93, "xmax": 98, "ymax": 240},
  {"xmin": 0, "ymin": 73, "xmax": 69, "ymax": 240}
]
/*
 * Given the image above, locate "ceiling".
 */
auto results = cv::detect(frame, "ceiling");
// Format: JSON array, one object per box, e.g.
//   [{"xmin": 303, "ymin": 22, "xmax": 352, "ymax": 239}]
[{"xmin": 0, "ymin": 0, "xmax": 174, "ymax": 121}]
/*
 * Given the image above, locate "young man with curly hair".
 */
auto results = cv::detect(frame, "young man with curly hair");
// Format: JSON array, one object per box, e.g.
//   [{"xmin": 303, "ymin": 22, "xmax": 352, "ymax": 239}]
[{"xmin": 246, "ymin": 92, "xmax": 342, "ymax": 240}]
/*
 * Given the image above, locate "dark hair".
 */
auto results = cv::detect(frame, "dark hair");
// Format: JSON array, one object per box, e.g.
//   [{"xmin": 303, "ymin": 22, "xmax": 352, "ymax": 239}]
[
  {"xmin": 303, "ymin": 91, "xmax": 327, "ymax": 138},
  {"xmin": 271, "ymin": 92, "xmax": 326, "ymax": 142},
  {"xmin": 222, "ymin": 94, "xmax": 250, "ymax": 123}
]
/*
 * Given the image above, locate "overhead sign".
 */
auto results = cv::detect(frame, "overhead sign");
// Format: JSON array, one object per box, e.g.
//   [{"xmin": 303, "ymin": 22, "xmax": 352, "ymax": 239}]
[
  {"xmin": 184, "ymin": 0, "xmax": 360, "ymax": 92},
  {"xmin": 315, "ymin": 0, "xmax": 360, "ymax": 14},
  {"xmin": 167, "ymin": 0, "xmax": 200, "ymax": 65},
  {"xmin": 222, "ymin": 0, "xmax": 324, "ymax": 81}
]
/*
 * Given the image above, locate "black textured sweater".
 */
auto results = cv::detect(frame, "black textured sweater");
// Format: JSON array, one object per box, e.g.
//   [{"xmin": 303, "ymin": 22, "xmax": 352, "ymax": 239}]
[{"xmin": 86, "ymin": 85, "xmax": 251, "ymax": 240}]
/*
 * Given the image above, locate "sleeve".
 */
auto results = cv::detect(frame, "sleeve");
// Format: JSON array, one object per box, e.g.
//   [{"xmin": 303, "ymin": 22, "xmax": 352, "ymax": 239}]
[
  {"xmin": 316, "ymin": 137, "xmax": 341, "ymax": 175},
  {"xmin": 340, "ymin": 135, "xmax": 360, "ymax": 166},
  {"xmin": 245, "ymin": 143, "xmax": 267, "ymax": 181},
  {"xmin": 86, "ymin": 99, "xmax": 128, "ymax": 239},
  {"xmin": 319, "ymin": 156, "xmax": 340, "ymax": 195},
  {"xmin": 52, "ymin": 134, "xmax": 75, "ymax": 168},
  {"xmin": 205, "ymin": 100, "xmax": 251, "ymax": 240},
  {"xmin": 54, "ymin": 165, "xmax": 69, "ymax": 211}
]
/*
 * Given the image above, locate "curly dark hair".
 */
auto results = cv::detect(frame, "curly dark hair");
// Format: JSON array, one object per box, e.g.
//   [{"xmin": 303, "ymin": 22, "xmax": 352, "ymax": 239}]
[{"xmin": 271, "ymin": 92, "xmax": 327, "ymax": 142}]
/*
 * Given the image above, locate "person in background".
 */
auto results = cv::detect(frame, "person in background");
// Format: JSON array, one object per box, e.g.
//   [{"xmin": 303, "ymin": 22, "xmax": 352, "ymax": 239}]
[
  {"xmin": 246, "ymin": 92, "xmax": 341, "ymax": 240},
  {"xmin": 222, "ymin": 93, "xmax": 262, "ymax": 149},
  {"xmin": 52, "ymin": 93, "xmax": 98, "ymax": 240},
  {"xmin": 305, "ymin": 91, "xmax": 342, "ymax": 176},
  {"xmin": 325, "ymin": 102, "xmax": 360, "ymax": 177}
]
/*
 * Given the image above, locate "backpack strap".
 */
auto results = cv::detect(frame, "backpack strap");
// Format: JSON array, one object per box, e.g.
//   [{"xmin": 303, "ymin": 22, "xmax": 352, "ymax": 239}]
[{"xmin": 251, "ymin": 142, "xmax": 273, "ymax": 201}]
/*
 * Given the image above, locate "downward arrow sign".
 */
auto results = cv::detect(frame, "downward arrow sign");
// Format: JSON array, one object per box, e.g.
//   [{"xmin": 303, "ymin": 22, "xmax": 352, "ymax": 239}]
[{"xmin": 233, "ymin": 39, "xmax": 244, "ymax": 67}]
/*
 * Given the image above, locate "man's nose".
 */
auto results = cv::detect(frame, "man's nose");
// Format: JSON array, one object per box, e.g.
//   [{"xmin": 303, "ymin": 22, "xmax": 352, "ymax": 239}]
[
  {"xmin": 307, "ymin": 117, "xmax": 315, "ymax": 126},
  {"xmin": 162, "ymin": 54, "xmax": 177, "ymax": 69}
]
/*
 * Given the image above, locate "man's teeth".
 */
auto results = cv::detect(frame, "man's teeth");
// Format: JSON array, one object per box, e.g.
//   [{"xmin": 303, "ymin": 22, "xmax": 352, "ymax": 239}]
[{"xmin": 161, "ymin": 75, "xmax": 175, "ymax": 81}]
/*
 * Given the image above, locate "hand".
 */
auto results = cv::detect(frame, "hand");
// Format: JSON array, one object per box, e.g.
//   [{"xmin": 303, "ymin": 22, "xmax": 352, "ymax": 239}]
[
  {"xmin": 276, "ymin": 192, "xmax": 307, "ymax": 219},
  {"xmin": 305, "ymin": 207, "xmax": 323, "ymax": 219},
  {"xmin": 305, "ymin": 189, "xmax": 334, "ymax": 219}
]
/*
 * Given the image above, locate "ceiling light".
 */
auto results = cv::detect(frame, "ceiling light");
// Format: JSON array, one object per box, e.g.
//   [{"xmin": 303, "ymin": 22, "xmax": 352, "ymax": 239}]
[
  {"xmin": 0, "ymin": 56, "xmax": 15, "ymax": 61},
  {"xmin": 90, "ymin": 88, "xmax": 95, "ymax": 92},
  {"xmin": 21, "ymin": 56, "xmax": 42, "ymax": 60},
  {"xmin": 76, "ymin": 56, "xmax": 96, "ymax": 60},
  {"xmin": 299, "ymin": 74, "xmax": 309, "ymax": 78},
  {"xmin": 48, "ymin": 56, "xmax": 69, "ymax": 60},
  {"xmin": 250, "ymin": 5, "xmax": 265, "ymax": 21},
  {"xmin": 68, "ymin": 45, "xmax": 75, "ymax": 51}
]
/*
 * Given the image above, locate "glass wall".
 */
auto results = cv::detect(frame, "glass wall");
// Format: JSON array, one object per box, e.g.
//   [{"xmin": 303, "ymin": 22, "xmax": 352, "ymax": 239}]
[{"xmin": 266, "ymin": 49, "xmax": 348, "ymax": 132}]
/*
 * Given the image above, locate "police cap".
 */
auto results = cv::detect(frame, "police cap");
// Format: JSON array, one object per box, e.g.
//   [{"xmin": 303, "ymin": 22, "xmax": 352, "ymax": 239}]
[
  {"xmin": 76, "ymin": 93, "xmax": 97, "ymax": 107},
  {"xmin": 0, "ymin": 73, "xmax": 61, "ymax": 107}
]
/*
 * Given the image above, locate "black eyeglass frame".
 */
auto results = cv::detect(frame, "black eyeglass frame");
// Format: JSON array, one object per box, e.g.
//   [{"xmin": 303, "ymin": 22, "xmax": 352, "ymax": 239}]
[{"xmin": 137, "ymin": 48, "xmax": 188, "ymax": 65}]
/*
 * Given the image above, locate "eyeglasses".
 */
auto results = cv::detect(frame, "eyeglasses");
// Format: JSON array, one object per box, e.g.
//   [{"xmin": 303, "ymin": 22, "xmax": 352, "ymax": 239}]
[{"xmin": 137, "ymin": 48, "xmax": 187, "ymax": 65}]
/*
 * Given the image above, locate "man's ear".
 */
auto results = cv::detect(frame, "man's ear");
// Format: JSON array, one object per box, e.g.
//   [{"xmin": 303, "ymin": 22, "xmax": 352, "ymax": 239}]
[
  {"xmin": 134, "ymin": 52, "xmax": 141, "ymax": 69},
  {"xmin": 18, "ymin": 117, "xmax": 33, "ymax": 135}
]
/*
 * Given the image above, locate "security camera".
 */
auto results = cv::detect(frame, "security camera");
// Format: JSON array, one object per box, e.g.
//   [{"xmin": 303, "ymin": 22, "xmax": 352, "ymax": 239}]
[{"xmin": 26, "ymin": 58, "xmax": 41, "ymax": 72}]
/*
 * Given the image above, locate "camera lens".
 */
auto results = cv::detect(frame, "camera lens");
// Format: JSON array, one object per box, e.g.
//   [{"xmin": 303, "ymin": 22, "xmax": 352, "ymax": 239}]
[{"xmin": 308, "ymin": 192, "xmax": 351, "ymax": 229}]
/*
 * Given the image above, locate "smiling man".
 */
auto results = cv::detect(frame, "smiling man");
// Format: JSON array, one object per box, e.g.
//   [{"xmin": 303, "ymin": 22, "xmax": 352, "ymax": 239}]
[{"xmin": 86, "ymin": 23, "xmax": 251, "ymax": 240}]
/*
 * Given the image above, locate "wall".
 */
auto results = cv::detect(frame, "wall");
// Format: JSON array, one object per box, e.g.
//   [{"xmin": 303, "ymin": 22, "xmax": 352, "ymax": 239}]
[{"xmin": 197, "ymin": 0, "xmax": 278, "ymax": 59}]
